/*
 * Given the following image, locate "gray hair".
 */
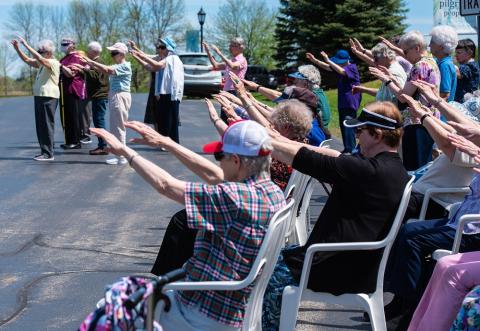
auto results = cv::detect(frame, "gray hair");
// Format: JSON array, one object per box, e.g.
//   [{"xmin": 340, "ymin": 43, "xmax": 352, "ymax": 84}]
[
  {"xmin": 399, "ymin": 30, "xmax": 427, "ymax": 52},
  {"xmin": 298, "ymin": 64, "xmax": 322, "ymax": 89},
  {"xmin": 37, "ymin": 39, "xmax": 55, "ymax": 54},
  {"xmin": 225, "ymin": 139, "xmax": 273, "ymax": 178},
  {"xmin": 230, "ymin": 37, "xmax": 245, "ymax": 49},
  {"xmin": 430, "ymin": 25, "xmax": 458, "ymax": 55},
  {"xmin": 271, "ymin": 99, "xmax": 312, "ymax": 140},
  {"xmin": 87, "ymin": 41, "xmax": 102, "ymax": 53},
  {"xmin": 371, "ymin": 43, "xmax": 396, "ymax": 61}
]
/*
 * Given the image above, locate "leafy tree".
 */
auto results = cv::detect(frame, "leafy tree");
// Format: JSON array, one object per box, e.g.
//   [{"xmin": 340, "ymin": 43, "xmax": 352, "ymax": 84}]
[
  {"xmin": 212, "ymin": 0, "xmax": 277, "ymax": 69},
  {"xmin": 275, "ymin": 0, "xmax": 407, "ymax": 71}
]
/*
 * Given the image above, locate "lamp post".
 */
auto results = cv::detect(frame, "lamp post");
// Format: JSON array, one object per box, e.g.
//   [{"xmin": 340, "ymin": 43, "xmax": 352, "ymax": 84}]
[{"xmin": 197, "ymin": 7, "xmax": 206, "ymax": 52}]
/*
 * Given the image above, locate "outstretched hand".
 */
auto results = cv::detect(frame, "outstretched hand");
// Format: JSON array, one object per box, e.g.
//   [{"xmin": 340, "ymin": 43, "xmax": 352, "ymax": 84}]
[
  {"xmin": 320, "ymin": 51, "xmax": 330, "ymax": 62},
  {"xmin": 402, "ymin": 94, "xmax": 429, "ymax": 120},
  {"xmin": 240, "ymin": 78, "xmax": 259, "ymax": 91},
  {"xmin": 125, "ymin": 121, "xmax": 169, "ymax": 148},
  {"xmin": 90, "ymin": 128, "xmax": 126, "ymax": 156},
  {"xmin": 229, "ymin": 72, "xmax": 248, "ymax": 96},
  {"xmin": 448, "ymin": 132, "xmax": 480, "ymax": 163},
  {"xmin": 305, "ymin": 52, "xmax": 316, "ymax": 62},
  {"xmin": 410, "ymin": 80, "xmax": 440, "ymax": 103},
  {"xmin": 448, "ymin": 120, "xmax": 480, "ymax": 145}
]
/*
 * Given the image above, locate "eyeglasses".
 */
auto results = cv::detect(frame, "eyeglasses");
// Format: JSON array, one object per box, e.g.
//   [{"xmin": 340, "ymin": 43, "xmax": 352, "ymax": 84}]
[
  {"xmin": 37, "ymin": 49, "xmax": 46, "ymax": 54},
  {"xmin": 110, "ymin": 51, "xmax": 120, "ymax": 57},
  {"xmin": 214, "ymin": 152, "xmax": 225, "ymax": 161},
  {"xmin": 61, "ymin": 42, "xmax": 71, "ymax": 47},
  {"xmin": 156, "ymin": 44, "xmax": 166, "ymax": 50},
  {"xmin": 355, "ymin": 127, "xmax": 369, "ymax": 135}
]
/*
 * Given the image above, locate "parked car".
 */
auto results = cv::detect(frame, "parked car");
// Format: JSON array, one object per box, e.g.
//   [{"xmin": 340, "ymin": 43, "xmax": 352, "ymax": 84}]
[
  {"xmin": 179, "ymin": 53, "xmax": 223, "ymax": 95},
  {"xmin": 245, "ymin": 65, "xmax": 278, "ymax": 89}
]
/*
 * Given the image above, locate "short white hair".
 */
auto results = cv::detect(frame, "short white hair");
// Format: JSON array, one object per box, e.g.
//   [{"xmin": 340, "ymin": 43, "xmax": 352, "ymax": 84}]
[
  {"xmin": 298, "ymin": 64, "xmax": 322, "ymax": 87},
  {"xmin": 37, "ymin": 39, "xmax": 55, "ymax": 54},
  {"xmin": 371, "ymin": 43, "xmax": 396, "ymax": 61},
  {"xmin": 230, "ymin": 37, "xmax": 245, "ymax": 49},
  {"xmin": 430, "ymin": 25, "xmax": 458, "ymax": 54},
  {"xmin": 87, "ymin": 41, "xmax": 102, "ymax": 53},
  {"xmin": 400, "ymin": 30, "xmax": 427, "ymax": 52}
]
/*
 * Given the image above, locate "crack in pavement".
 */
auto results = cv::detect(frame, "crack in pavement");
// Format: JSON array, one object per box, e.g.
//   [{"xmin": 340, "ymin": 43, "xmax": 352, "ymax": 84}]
[{"xmin": 0, "ymin": 269, "xmax": 147, "ymax": 327}]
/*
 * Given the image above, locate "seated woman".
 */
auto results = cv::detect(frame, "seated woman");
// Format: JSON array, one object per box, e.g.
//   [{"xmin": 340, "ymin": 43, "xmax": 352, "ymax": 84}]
[
  {"xmin": 451, "ymin": 284, "xmax": 480, "ymax": 330},
  {"xmin": 408, "ymin": 251, "xmax": 480, "ymax": 331}
]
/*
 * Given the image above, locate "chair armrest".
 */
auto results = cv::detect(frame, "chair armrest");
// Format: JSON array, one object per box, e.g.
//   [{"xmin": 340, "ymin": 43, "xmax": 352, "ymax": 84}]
[
  {"xmin": 418, "ymin": 187, "xmax": 470, "ymax": 220},
  {"xmin": 432, "ymin": 249, "xmax": 452, "ymax": 261},
  {"xmin": 447, "ymin": 202, "xmax": 463, "ymax": 218},
  {"xmin": 164, "ymin": 279, "xmax": 248, "ymax": 291},
  {"xmin": 451, "ymin": 214, "xmax": 480, "ymax": 254}
]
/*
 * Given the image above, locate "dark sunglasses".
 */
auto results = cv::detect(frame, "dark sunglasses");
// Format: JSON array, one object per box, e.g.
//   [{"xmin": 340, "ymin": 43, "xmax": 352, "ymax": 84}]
[
  {"xmin": 37, "ymin": 49, "xmax": 46, "ymax": 54},
  {"xmin": 214, "ymin": 152, "xmax": 225, "ymax": 161},
  {"xmin": 110, "ymin": 51, "xmax": 120, "ymax": 57},
  {"xmin": 355, "ymin": 127, "xmax": 369, "ymax": 134},
  {"xmin": 61, "ymin": 42, "xmax": 71, "ymax": 47},
  {"xmin": 156, "ymin": 44, "xmax": 166, "ymax": 50}
]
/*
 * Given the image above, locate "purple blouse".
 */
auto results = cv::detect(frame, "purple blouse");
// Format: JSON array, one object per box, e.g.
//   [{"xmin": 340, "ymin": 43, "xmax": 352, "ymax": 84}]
[
  {"xmin": 336, "ymin": 63, "xmax": 361, "ymax": 110},
  {"xmin": 60, "ymin": 52, "xmax": 86, "ymax": 99}
]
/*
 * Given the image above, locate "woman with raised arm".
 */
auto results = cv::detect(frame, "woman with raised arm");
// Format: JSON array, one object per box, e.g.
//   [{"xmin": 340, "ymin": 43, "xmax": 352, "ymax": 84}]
[
  {"xmin": 11, "ymin": 37, "xmax": 60, "ymax": 161},
  {"xmin": 130, "ymin": 37, "xmax": 184, "ymax": 144}
]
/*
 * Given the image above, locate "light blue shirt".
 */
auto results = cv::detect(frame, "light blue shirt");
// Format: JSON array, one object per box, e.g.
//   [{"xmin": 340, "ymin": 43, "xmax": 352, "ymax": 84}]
[
  {"xmin": 437, "ymin": 56, "xmax": 457, "ymax": 102},
  {"xmin": 109, "ymin": 61, "xmax": 132, "ymax": 93}
]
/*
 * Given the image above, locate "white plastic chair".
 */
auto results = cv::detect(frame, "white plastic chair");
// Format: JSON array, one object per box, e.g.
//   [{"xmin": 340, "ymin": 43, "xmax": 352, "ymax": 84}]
[
  {"xmin": 283, "ymin": 170, "xmax": 312, "ymax": 245},
  {"xmin": 163, "ymin": 199, "xmax": 295, "ymax": 331},
  {"xmin": 279, "ymin": 176, "xmax": 415, "ymax": 331},
  {"xmin": 293, "ymin": 177, "xmax": 316, "ymax": 246},
  {"xmin": 418, "ymin": 187, "xmax": 470, "ymax": 220},
  {"xmin": 431, "ymin": 201, "xmax": 480, "ymax": 260}
]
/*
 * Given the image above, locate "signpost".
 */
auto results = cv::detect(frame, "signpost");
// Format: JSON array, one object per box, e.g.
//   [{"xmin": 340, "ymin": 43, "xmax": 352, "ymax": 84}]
[{"xmin": 459, "ymin": 0, "xmax": 480, "ymax": 84}]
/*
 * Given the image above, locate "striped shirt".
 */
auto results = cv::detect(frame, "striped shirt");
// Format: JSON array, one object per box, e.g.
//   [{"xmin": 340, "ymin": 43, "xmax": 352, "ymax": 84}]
[{"xmin": 178, "ymin": 174, "xmax": 286, "ymax": 327}]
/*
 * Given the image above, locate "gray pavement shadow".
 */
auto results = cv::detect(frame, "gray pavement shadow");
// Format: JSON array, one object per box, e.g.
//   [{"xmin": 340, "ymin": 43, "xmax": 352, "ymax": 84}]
[
  {"xmin": 299, "ymin": 307, "xmax": 363, "ymax": 313},
  {"xmin": 48, "ymin": 161, "xmax": 106, "ymax": 165}
]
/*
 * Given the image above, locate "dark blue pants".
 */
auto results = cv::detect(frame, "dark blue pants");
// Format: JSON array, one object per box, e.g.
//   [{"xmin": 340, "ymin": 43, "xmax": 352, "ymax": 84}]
[
  {"xmin": 91, "ymin": 98, "xmax": 108, "ymax": 148},
  {"xmin": 338, "ymin": 108, "xmax": 357, "ymax": 153},
  {"xmin": 34, "ymin": 96, "xmax": 58, "ymax": 157},
  {"xmin": 402, "ymin": 124, "xmax": 434, "ymax": 171},
  {"xmin": 388, "ymin": 218, "xmax": 480, "ymax": 303},
  {"xmin": 155, "ymin": 94, "xmax": 180, "ymax": 143}
]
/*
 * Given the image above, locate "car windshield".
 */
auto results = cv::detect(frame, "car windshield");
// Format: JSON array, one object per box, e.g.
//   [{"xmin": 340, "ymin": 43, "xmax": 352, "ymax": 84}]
[{"xmin": 180, "ymin": 55, "xmax": 210, "ymax": 66}]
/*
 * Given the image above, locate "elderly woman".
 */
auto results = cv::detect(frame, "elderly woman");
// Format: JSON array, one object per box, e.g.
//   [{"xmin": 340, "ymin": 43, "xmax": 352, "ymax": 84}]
[
  {"xmin": 81, "ymin": 42, "xmax": 132, "ymax": 165},
  {"xmin": 370, "ymin": 30, "xmax": 441, "ymax": 171},
  {"xmin": 352, "ymin": 43, "xmax": 407, "ymax": 104},
  {"xmin": 131, "ymin": 37, "xmax": 184, "ymax": 143},
  {"xmin": 455, "ymin": 39, "xmax": 479, "ymax": 102},
  {"xmin": 430, "ymin": 25, "xmax": 458, "ymax": 102},
  {"xmin": 11, "ymin": 37, "xmax": 60, "ymax": 161}
]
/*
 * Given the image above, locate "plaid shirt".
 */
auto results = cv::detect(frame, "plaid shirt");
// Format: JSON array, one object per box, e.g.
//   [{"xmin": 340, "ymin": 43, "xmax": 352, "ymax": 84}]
[{"xmin": 177, "ymin": 174, "xmax": 286, "ymax": 327}]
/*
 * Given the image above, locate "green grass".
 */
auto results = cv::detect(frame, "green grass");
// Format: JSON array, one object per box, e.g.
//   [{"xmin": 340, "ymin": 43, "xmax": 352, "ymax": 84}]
[{"xmin": 325, "ymin": 80, "xmax": 381, "ymax": 137}]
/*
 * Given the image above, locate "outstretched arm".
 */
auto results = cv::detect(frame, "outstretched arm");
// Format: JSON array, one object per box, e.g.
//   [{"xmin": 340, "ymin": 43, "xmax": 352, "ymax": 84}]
[
  {"xmin": 203, "ymin": 42, "xmax": 226, "ymax": 70},
  {"xmin": 90, "ymin": 128, "xmax": 186, "ymax": 204},
  {"xmin": 306, "ymin": 52, "xmax": 332, "ymax": 71},
  {"xmin": 11, "ymin": 39, "xmax": 39, "ymax": 68},
  {"xmin": 125, "ymin": 120, "xmax": 224, "ymax": 184}
]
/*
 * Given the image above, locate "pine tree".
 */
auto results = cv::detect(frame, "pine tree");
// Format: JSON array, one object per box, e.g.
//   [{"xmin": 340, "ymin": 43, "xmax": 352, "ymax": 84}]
[{"xmin": 275, "ymin": 0, "xmax": 407, "ymax": 71}]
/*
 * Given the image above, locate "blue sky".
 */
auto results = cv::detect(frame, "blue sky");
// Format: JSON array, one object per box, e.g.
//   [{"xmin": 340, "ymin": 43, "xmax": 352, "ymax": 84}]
[{"xmin": 0, "ymin": 0, "xmax": 437, "ymax": 36}]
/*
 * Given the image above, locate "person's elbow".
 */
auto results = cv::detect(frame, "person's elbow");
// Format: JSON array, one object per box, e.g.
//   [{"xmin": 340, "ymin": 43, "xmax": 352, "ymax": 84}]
[{"xmin": 204, "ymin": 170, "xmax": 224, "ymax": 185}]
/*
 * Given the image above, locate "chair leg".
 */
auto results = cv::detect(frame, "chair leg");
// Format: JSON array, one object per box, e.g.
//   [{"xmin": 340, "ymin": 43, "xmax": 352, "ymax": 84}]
[
  {"xmin": 279, "ymin": 286, "xmax": 302, "ymax": 331},
  {"xmin": 366, "ymin": 295, "xmax": 387, "ymax": 331}
]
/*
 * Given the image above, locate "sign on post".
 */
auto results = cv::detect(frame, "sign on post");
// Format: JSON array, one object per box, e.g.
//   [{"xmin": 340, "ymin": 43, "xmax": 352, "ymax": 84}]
[{"xmin": 460, "ymin": 0, "xmax": 480, "ymax": 16}]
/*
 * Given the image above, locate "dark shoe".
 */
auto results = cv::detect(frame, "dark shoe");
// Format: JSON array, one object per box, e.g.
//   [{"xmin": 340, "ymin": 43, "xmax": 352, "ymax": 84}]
[
  {"xmin": 80, "ymin": 135, "xmax": 92, "ymax": 144},
  {"xmin": 60, "ymin": 143, "xmax": 81, "ymax": 150},
  {"xmin": 386, "ymin": 308, "xmax": 414, "ymax": 331},
  {"xmin": 33, "ymin": 154, "xmax": 54, "ymax": 161},
  {"xmin": 89, "ymin": 147, "xmax": 108, "ymax": 155},
  {"xmin": 364, "ymin": 296, "xmax": 404, "ymax": 322}
]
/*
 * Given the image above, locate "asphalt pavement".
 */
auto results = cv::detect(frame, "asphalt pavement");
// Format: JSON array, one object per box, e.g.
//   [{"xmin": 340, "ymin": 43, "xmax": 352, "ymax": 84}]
[{"xmin": 0, "ymin": 94, "xmax": 373, "ymax": 330}]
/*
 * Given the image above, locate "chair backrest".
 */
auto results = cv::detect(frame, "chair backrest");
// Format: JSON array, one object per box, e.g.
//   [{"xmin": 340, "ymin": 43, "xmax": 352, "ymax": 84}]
[
  {"xmin": 242, "ymin": 198, "xmax": 294, "ymax": 330},
  {"xmin": 319, "ymin": 139, "xmax": 333, "ymax": 148},
  {"xmin": 284, "ymin": 170, "xmax": 312, "ymax": 242},
  {"xmin": 373, "ymin": 175, "xmax": 415, "ymax": 293},
  {"xmin": 297, "ymin": 177, "xmax": 316, "ymax": 237}
]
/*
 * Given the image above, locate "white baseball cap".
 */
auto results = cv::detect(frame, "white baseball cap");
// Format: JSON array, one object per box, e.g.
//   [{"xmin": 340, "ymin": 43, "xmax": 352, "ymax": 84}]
[
  {"xmin": 203, "ymin": 120, "xmax": 271, "ymax": 157},
  {"xmin": 106, "ymin": 42, "xmax": 128, "ymax": 54}
]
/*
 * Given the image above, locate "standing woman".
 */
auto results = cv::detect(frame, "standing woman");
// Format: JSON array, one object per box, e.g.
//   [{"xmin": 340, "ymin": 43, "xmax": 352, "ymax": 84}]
[
  {"xmin": 81, "ymin": 42, "xmax": 132, "ymax": 165},
  {"xmin": 128, "ymin": 39, "xmax": 165, "ymax": 132},
  {"xmin": 11, "ymin": 37, "xmax": 60, "ymax": 161},
  {"xmin": 204, "ymin": 38, "xmax": 248, "ymax": 120},
  {"xmin": 130, "ymin": 37, "xmax": 184, "ymax": 143}
]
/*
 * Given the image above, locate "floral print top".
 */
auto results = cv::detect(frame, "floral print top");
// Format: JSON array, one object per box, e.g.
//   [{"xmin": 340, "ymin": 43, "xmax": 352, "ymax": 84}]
[
  {"xmin": 403, "ymin": 55, "xmax": 441, "ymax": 127},
  {"xmin": 451, "ymin": 285, "xmax": 480, "ymax": 330}
]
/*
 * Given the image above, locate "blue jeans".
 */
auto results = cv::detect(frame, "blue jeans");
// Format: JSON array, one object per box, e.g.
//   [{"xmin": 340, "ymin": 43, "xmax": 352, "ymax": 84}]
[
  {"xmin": 402, "ymin": 124, "xmax": 434, "ymax": 171},
  {"xmin": 338, "ymin": 108, "xmax": 357, "ymax": 153},
  {"xmin": 388, "ymin": 218, "xmax": 480, "ymax": 304},
  {"xmin": 92, "ymin": 98, "xmax": 108, "ymax": 148}
]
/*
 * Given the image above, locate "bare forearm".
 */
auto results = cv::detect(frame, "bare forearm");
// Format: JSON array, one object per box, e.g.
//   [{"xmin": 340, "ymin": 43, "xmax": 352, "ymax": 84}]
[
  {"xmin": 310, "ymin": 58, "xmax": 332, "ymax": 71},
  {"xmin": 352, "ymin": 50, "xmax": 375, "ymax": 66},
  {"xmin": 422, "ymin": 116, "xmax": 455, "ymax": 158},
  {"xmin": 162, "ymin": 139, "xmax": 224, "ymax": 184},
  {"xmin": 124, "ymin": 148, "xmax": 185, "ymax": 204},
  {"xmin": 327, "ymin": 60, "xmax": 346, "ymax": 76},
  {"xmin": 239, "ymin": 94, "xmax": 271, "ymax": 127},
  {"xmin": 358, "ymin": 86, "xmax": 378, "ymax": 96},
  {"xmin": 258, "ymin": 86, "xmax": 282, "ymax": 100},
  {"xmin": 90, "ymin": 61, "xmax": 115, "ymax": 75}
]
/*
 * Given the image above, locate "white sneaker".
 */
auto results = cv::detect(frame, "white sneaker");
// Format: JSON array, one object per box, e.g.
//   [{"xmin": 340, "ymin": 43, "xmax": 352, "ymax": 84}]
[
  {"xmin": 118, "ymin": 156, "xmax": 128, "ymax": 165},
  {"xmin": 106, "ymin": 157, "xmax": 119, "ymax": 165}
]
